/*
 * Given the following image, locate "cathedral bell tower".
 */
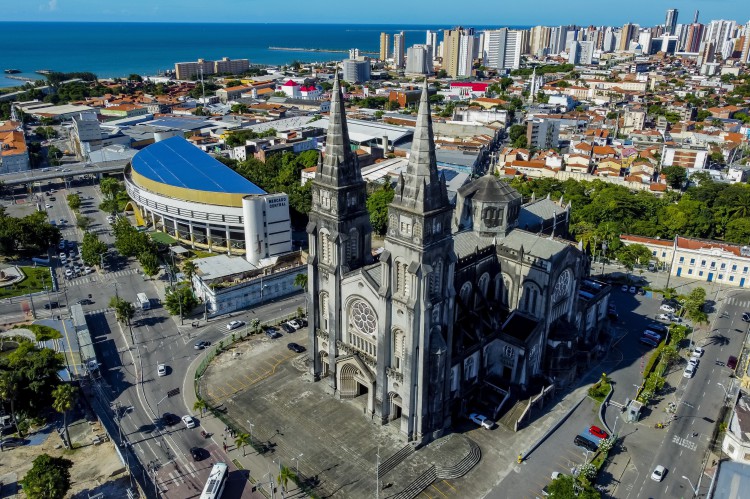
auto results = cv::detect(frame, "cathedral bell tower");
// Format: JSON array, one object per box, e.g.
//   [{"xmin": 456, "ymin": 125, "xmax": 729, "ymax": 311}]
[
  {"xmin": 383, "ymin": 80, "xmax": 455, "ymax": 441},
  {"xmin": 307, "ymin": 70, "xmax": 372, "ymax": 382}
]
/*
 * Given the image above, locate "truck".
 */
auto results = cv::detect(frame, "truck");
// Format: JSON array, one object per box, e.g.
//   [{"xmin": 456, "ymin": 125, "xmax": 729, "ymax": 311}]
[{"xmin": 136, "ymin": 293, "xmax": 150, "ymax": 310}]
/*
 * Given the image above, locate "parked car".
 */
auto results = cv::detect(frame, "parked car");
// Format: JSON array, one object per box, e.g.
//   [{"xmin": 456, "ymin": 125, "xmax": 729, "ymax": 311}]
[
  {"xmin": 589, "ymin": 425, "xmax": 608, "ymax": 440},
  {"xmin": 43, "ymin": 301, "xmax": 59, "ymax": 309},
  {"xmin": 226, "ymin": 320, "xmax": 245, "ymax": 331},
  {"xmin": 728, "ymin": 356, "xmax": 738, "ymax": 370},
  {"xmin": 691, "ymin": 347, "xmax": 704, "ymax": 358},
  {"xmin": 194, "ymin": 340, "xmax": 211, "ymax": 350},
  {"xmin": 629, "ymin": 286, "xmax": 638, "ymax": 293},
  {"xmin": 157, "ymin": 364, "xmax": 167, "ymax": 377},
  {"xmin": 287, "ymin": 319, "xmax": 302, "ymax": 330},
  {"xmin": 656, "ymin": 313, "xmax": 671, "ymax": 322},
  {"xmin": 683, "ymin": 364, "xmax": 696, "ymax": 378},
  {"xmin": 743, "ymin": 312, "xmax": 750, "ymax": 323},
  {"xmin": 182, "ymin": 415, "xmax": 196, "ymax": 429},
  {"xmin": 280, "ymin": 323, "xmax": 295, "ymax": 334},
  {"xmin": 469, "ymin": 413, "xmax": 495, "ymax": 430},
  {"xmin": 651, "ymin": 465, "xmax": 666, "ymax": 482},
  {"xmin": 265, "ymin": 328, "xmax": 282, "ymax": 339},
  {"xmin": 0, "ymin": 437, "xmax": 28, "ymax": 450},
  {"xmin": 688, "ymin": 358, "xmax": 699, "ymax": 368},
  {"xmin": 659, "ymin": 304, "xmax": 676, "ymax": 313},
  {"xmin": 620, "ymin": 284, "xmax": 628, "ymax": 292},
  {"xmin": 287, "ymin": 342, "xmax": 306, "ymax": 353}
]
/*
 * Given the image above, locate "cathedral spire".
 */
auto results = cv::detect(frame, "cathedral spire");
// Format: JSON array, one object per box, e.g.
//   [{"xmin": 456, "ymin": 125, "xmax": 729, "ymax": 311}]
[
  {"xmin": 392, "ymin": 79, "xmax": 448, "ymax": 213},
  {"xmin": 316, "ymin": 68, "xmax": 360, "ymax": 187}
]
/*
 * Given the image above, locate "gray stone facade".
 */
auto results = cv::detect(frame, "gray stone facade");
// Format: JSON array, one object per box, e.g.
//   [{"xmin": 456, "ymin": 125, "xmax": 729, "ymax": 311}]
[{"xmin": 307, "ymin": 75, "xmax": 611, "ymax": 444}]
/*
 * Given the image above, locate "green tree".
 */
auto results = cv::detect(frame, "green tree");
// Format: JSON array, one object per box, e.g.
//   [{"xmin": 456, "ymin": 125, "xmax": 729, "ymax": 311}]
[
  {"xmin": 182, "ymin": 260, "xmax": 197, "ymax": 285},
  {"xmin": 725, "ymin": 218, "xmax": 750, "ymax": 244},
  {"xmin": 193, "ymin": 398, "xmax": 207, "ymax": 416},
  {"xmin": 661, "ymin": 166, "xmax": 687, "ymax": 189},
  {"xmin": 0, "ymin": 372, "xmax": 21, "ymax": 436},
  {"xmin": 164, "ymin": 285, "xmax": 198, "ymax": 318},
  {"xmin": 138, "ymin": 250, "xmax": 160, "ymax": 278},
  {"xmin": 75, "ymin": 214, "xmax": 91, "ymax": 230},
  {"xmin": 508, "ymin": 124, "xmax": 526, "ymax": 143},
  {"xmin": 128, "ymin": 74, "xmax": 143, "ymax": 82},
  {"xmin": 513, "ymin": 135, "xmax": 528, "ymax": 148},
  {"xmin": 20, "ymin": 454, "xmax": 73, "ymax": 499},
  {"xmin": 51, "ymin": 384, "xmax": 77, "ymax": 447},
  {"xmin": 277, "ymin": 465, "xmax": 296, "ymax": 492},
  {"xmin": 80, "ymin": 231, "xmax": 107, "ymax": 267},
  {"xmin": 545, "ymin": 474, "xmax": 600, "ymax": 498},
  {"xmin": 66, "ymin": 193, "xmax": 81, "ymax": 211},
  {"xmin": 294, "ymin": 273, "xmax": 308, "ymax": 291},
  {"xmin": 0, "ymin": 343, "xmax": 64, "ymax": 417},
  {"xmin": 234, "ymin": 432, "xmax": 250, "ymax": 456},
  {"xmin": 109, "ymin": 296, "xmax": 135, "ymax": 325},
  {"xmin": 99, "ymin": 177, "xmax": 122, "ymax": 201},
  {"xmin": 366, "ymin": 182, "xmax": 395, "ymax": 235}
]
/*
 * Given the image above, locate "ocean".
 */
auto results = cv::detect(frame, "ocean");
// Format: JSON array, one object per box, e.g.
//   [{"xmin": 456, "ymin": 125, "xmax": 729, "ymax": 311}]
[{"xmin": 0, "ymin": 22, "xmax": 529, "ymax": 88}]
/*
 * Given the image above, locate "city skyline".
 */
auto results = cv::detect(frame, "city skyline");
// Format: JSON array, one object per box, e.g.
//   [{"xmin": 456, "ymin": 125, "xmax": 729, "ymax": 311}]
[{"xmin": 6, "ymin": 0, "xmax": 750, "ymax": 26}]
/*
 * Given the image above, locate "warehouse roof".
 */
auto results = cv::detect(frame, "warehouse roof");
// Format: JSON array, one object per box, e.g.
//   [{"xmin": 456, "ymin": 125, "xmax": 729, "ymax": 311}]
[{"xmin": 131, "ymin": 136, "xmax": 265, "ymax": 194}]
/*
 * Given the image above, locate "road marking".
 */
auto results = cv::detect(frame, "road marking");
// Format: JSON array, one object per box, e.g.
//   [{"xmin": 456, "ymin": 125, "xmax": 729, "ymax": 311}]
[
  {"xmin": 431, "ymin": 484, "xmax": 448, "ymax": 498},
  {"xmin": 442, "ymin": 480, "xmax": 457, "ymax": 492},
  {"xmin": 672, "ymin": 435, "xmax": 697, "ymax": 451}
]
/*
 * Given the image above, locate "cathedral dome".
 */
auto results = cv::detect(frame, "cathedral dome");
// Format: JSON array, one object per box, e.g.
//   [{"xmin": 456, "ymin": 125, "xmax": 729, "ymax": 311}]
[
  {"xmin": 454, "ymin": 174, "xmax": 523, "ymax": 237},
  {"xmin": 467, "ymin": 175, "xmax": 523, "ymax": 204}
]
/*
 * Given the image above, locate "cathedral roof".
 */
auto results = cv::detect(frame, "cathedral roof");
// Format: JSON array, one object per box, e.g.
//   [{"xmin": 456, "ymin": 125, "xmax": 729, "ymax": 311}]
[
  {"xmin": 459, "ymin": 174, "xmax": 523, "ymax": 204},
  {"xmin": 499, "ymin": 229, "xmax": 573, "ymax": 261}
]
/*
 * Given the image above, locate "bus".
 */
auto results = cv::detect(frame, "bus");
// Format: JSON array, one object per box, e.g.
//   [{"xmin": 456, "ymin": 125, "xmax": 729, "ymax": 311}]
[
  {"xmin": 200, "ymin": 463, "xmax": 228, "ymax": 499},
  {"xmin": 574, "ymin": 432, "xmax": 601, "ymax": 452},
  {"xmin": 136, "ymin": 293, "xmax": 150, "ymax": 310}
]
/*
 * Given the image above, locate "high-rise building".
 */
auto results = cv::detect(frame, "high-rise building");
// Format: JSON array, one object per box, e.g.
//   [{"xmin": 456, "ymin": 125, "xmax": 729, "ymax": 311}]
[
  {"xmin": 741, "ymin": 22, "xmax": 750, "ymax": 64},
  {"xmin": 530, "ymin": 26, "xmax": 552, "ymax": 57},
  {"xmin": 174, "ymin": 57, "xmax": 249, "ymax": 80},
  {"xmin": 349, "ymin": 48, "xmax": 361, "ymax": 60},
  {"xmin": 665, "ymin": 9, "xmax": 679, "ymax": 35},
  {"xmin": 619, "ymin": 23, "xmax": 636, "ymax": 51},
  {"xmin": 569, "ymin": 40, "xmax": 594, "ymax": 65},
  {"xmin": 550, "ymin": 26, "xmax": 569, "ymax": 54},
  {"xmin": 518, "ymin": 29, "xmax": 531, "ymax": 55},
  {"xmin": 426, "ymin": 30, "xmax": 438, "ymax": 60},
  {"xmin": 443, "ymin": 27, "xmax": 475, "ymax": 77},
  {"xmin": 526, "ymin": 118, "xmax": 560, "ymax": 149},
  {"xmin": 394, "ymin": 32, "xmax": 406, "ymax": 68},
  {"xmin": 342, "ymin": 59, "xmax": 371, "ymax": 83},
  {"xmin": 484, "ymin": 29, "xmax": 522, "ymax": 71},
  {"xmin": 684, "ymin": 23, "xmax": 704, "ymax": 52},
  {"xmin": 379, "ymin": 32, "xmax": 391, "ymax": 61},
  {"xmin": 406, "ymin": 45, "xmax": 433, "ymax": 75},
  {"xmin": 602, "ymin": 27, "xmax": 616, "ymax": 52},
  {"xmin": 705, "ymin": 20, "xmax": 736, "ymax": 47}
]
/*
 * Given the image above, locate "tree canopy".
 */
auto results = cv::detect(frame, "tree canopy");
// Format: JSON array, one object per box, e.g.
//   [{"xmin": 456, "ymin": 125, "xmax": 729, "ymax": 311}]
[
  {"xmin": 0, "ymin": 208, "xmax": 61, "ymax": 256},
  {"xmin": 21, "ymin": 454, "xmax": 73, "ymax": 499},
  {"xmin": 366, "ymin": 182, "xmax": 395, "ymax": 235}
]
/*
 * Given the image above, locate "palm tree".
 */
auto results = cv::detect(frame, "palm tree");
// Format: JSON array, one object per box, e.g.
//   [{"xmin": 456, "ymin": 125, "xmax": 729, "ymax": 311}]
[
  {"xmin": 277, "ymin": 465, "xmax": 296, "ymax": 492},
  {"xmin": 234, "ymin": 432, "xmax": 250, "ymax": 456},
  {"xmin": 193, "ymin": 399, "xmax": 207, "ymax": 417},
  {"xmin": 182, "ymin": 260, "xmax": 197, "ymax": 286},
  {"xmin": 0, "ymin": 372, "xmax": 22, "ymax": 437},
  {"xmin": 52, "ymin": 384, "xmax": 78, "ymax": 447},
  {"xmin": 293, "ymin": 273, "xmax": 308, "ymax": 291}
]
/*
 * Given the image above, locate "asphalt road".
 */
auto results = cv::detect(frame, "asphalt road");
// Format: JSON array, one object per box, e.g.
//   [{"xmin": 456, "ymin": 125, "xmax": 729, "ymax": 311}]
[{"xmin": 619, "ymin": 291, "xmax": 750, "ymax": 499}]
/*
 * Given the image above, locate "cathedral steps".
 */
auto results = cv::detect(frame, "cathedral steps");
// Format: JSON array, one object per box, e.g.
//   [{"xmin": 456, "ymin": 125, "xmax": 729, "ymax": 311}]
[
  {"xmin": 378, "ymin": 443, "xmax": 416, "ymax": 478},
  {"xmin": 435, "ymin": 438, "xmax": 481, "ymax": 480},
  {"xmin": 391, "ymin": 465, "xmax": 438, "ymax": 499},
  {"xmin": 499, "ymin": 398, "xmax": 531, "ymax": 431}
]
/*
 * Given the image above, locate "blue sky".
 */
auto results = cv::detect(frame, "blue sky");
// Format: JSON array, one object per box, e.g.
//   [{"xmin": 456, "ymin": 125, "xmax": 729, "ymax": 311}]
[{"xmin": 6, "ymin": 0, "xmax": 749, "ymax": 25}]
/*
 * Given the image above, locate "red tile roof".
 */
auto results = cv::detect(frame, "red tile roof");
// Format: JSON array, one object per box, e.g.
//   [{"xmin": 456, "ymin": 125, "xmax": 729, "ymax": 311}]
[{"xmin": 620, "ymin": 234, "xmax": 673, "ymax": 247}]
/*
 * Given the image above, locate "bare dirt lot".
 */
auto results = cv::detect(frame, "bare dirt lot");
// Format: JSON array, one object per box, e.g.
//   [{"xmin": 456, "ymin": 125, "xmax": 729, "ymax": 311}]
[{"xmin": 0, "ymin": 418, "xmax": 132, "ymax": 498}]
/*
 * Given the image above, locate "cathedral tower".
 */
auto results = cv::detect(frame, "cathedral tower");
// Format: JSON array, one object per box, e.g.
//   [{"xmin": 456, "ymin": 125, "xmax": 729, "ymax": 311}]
[
  {"xmin": 383, "ymin": 80, "xmax": 456, "ymax": 440},
  {"xmin": 307, "ymin": 70, "xmax": 372, "ymax": 382}
]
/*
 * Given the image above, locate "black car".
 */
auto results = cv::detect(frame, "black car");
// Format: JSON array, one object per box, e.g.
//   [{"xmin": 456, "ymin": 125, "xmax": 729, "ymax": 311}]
[
  {"xmin": 280, "ymin": 323, "xmax": 295, "ymax": 334},
  {"xmin": 193, "ymin": 340, "xmax": 211, "ymax": 350},
  {"xmin": 162, "ymin": 413, "xmax": 180, "ymax": 426},
  {"xmin": 0, "ymin": 437, "xmax": 28, "ymax": 449},
  {"xmin": 43, "ymin": 301, "xmax": 59, "ymax": 309},
  {"xmin": 265, "ymin": 328, "xmax": 282, "ymax": 339},
  {"xmin": 190, "ymin": 447, "xmax": 206, "ymax": 461},
  {"xmin": 743, "ymin": 312, "xmax": 750, "ymax": 323},
  {"xmin": 287, "ymin": 342, "xmax": 306, "ymax": 353}
]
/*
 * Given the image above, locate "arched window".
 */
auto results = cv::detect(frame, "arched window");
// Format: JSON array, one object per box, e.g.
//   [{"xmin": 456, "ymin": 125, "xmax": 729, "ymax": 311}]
[
  {"xmin": 430, "ymin": 260, "xmax": 443, "ymax": 299},
  {"xmin": 347, "ymin": 299, "xmax": 378, "ymax": 358},
  {"xmin": 475, "ymin": 273, "xmax": 490, "ymax": 308},
  {"xmin": 320, "ymin": 232, "xmax": 331, "ymax": 264},
  {"xmin": 459, "ymin": 282, "xmax": 472, "ymax": 306},
  {"xmin": 348, "ymin": 228, "xmax": 358, "ymax": 262},
  {"xmin": 319, "ymin": 292, "xmax": 329, "ymax": 331},
  {"xmin": 395, "ymin": 261, "xmax": 410, "ymax": 298},
  {"xmin": 392, "ymin": 329, "xmax": 406, "ymax": 371}
]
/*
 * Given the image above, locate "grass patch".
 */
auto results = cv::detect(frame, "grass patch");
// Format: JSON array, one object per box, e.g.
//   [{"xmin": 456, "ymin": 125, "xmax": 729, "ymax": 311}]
[
  {"xmin": 0, "ymin": 266, "xmax": 52, "ymax": 299},
  {"xmin": 13, "ymin": 324, "xmax": 62, "ymax": 341},
  {"xmin": 191, "ymin": 250, "xmax": 214, "ymax": 259},
  {"xmin": 588, "ymin": 374, "xmax": 612, "ymax": 403}
]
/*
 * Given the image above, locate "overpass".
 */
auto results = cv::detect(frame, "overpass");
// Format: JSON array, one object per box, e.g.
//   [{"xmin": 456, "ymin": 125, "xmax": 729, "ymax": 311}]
[{"xmin": 0, "ymin": 160, "xmax": 129, "ymax": 187}]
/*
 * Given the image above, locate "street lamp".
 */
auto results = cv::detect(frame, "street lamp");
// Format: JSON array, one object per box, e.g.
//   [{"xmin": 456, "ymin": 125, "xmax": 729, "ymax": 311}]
[
  {"xmin": 681, "ymin": 475, "xmax": 699, "ymax": 497},
  {"xmin": 717, "ymin": 382, "xmax": 730, "ymax": 398},
  {"xmin": 246, "ymin": 419, "xmax": 255, "ymax": 448},
  {"xmin": 294, "ymin": 453, "xmax": 303, "ymax": 477}
]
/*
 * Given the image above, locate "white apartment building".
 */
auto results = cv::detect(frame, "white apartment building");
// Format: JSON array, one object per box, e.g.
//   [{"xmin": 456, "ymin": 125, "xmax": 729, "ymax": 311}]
[
  {"xmin": 526, "ymin": 118, "xmax": 560, "ymax": 149},
  {"xmin": 483, "ymin": 29, "xmax": 522, "ymax": 71},
  {"xmin": 394, "ymin": 32, "xmax": 406, "ymax": 69},
  {"xmin": 405, "ymin": 45, "xmax": 433, "ymax": 75},
  {"xmin": 621, "ymin": 235, "xmax": 750, "ymax": 288}
]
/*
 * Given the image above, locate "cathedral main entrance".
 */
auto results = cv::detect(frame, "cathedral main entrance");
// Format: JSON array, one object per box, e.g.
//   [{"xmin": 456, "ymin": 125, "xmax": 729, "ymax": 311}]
[{"xmin": 335, "ymin": 357, "xmax": 375, "ymax": 415}]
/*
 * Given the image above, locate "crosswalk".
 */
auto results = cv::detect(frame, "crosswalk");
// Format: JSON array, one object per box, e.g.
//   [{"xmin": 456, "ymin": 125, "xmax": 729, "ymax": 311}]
[
  {"xmin": 36, "ymin": 338, "xmax": 63, "ymax": 351},
  {"xmin": 84, "ymin": 307, "xmax": 114, "ymax": 316},
  {"xmin": 64, "ymin": 268, "xmax": 140, "ymax": 286},
  {"xmin": 726, "ymin": 297, "xmax": 750, "ymax": 308}
]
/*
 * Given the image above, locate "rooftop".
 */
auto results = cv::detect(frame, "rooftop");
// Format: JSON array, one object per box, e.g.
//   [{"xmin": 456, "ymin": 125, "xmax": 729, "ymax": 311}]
[{"xmin": 131, "ymin": 136, "xmax": 265, "ymax": 195}]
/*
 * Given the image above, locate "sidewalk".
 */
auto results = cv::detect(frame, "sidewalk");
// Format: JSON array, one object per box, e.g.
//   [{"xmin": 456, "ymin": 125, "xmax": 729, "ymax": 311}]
[{"xmin": 183, "ymin": 349, "xmax": 299, "ymax": 498}]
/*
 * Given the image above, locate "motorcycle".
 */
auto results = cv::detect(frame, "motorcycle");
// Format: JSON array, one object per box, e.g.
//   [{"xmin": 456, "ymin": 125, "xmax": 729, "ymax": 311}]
[{"xmin": 200, "ymin": 430, "xmax": 210, "ymax": 438}]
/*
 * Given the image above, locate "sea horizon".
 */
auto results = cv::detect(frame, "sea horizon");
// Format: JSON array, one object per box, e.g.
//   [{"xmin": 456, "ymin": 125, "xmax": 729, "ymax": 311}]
[{"xmin": 0, "ymin": 22, "xmax": 531, "ymax": 88}]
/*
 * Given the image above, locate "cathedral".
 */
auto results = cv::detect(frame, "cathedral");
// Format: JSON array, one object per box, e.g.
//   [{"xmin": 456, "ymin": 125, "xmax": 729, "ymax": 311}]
[{"xmin": 306, "ymin": 74, "xmax": 611, "ymax": 443}]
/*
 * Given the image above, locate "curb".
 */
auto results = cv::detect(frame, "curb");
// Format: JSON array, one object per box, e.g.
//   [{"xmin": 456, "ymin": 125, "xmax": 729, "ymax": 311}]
[{"xmin": 599, "ymin": 385, "xmax": 615, "ymax": 434}]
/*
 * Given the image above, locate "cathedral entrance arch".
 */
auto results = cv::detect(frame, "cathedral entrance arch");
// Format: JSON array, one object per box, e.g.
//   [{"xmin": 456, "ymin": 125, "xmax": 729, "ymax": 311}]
[
  {"xmin": 335, "ymin": 356, "xmax": 375, "ymax": 414},
  {"xmin": 388, "ymin": 392, "xmax": 403, "ymax": 422}
]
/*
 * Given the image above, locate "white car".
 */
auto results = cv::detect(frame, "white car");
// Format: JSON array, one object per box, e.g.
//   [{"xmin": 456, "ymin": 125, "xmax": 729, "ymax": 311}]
[
  {"xmin": 629, "ymin": 286, "xmax": 637, "ymax": 293},
  {"xmin": 691, "ymin": 347, "xmax": 704, "ymax": 358},
  {"xmin": 683, "ymin": 364, "xmax": 696, "ymax": 378},
  {"xmin": 157, "ymin": 364, "xmax": 167, "ymax": 377},
  {"xmin": 286, "ymin": 320, "xmax": 302, "ymax": 330},
  {"xmin": 688, "ymin": 358, "xmax": 699, "ymax": 368},
  {"xmin": 182, "ymin": 415, "xmax": 196, "ymax": 428},
  {"xmin": 620, "ymin": 284, "xmax": 628, "ymax": 292},
  {"xmin": 660, "ymin": 304, "xmax": 676, "ymax": 313},
  {"xmin": 469, "ymin": 413, "xmax": 495, "ymax": 429},
  {"xmin": 65, "ymin": 269, "xmax": 72, "ymax": 278},
  {"xmin": 45, "ymin": 203, "xmax": 52, "ymax": 208},
  {"xmin": 83, "ymin": 266, "xmax": 92, "ymax": 274},
  {"xmin": 226, "ymin": 320, "xmax": 245, "ymax": 331},
  {"xmin": 656, "ymin": 314, "xmax": 671, "ymax": 322},
  {"xmin": 651, "ymin": 465, "xmax": 666, "ymax": 482}
]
